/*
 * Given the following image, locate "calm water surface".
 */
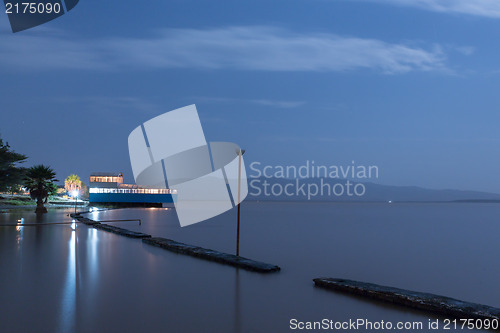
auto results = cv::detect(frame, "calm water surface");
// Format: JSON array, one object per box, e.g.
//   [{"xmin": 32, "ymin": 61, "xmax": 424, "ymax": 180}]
[{"xmin": 0, "ymin": 202, "xmax": 498, "ymax": 332}]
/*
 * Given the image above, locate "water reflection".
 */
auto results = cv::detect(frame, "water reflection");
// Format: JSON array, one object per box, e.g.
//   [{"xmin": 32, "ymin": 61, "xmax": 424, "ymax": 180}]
[
  {"xmin": 35, "ymin": 211, "xmax": 45, "ymax": 223},
  {"xmin": 58, "ymin": 228, "xmax": 77, "ymax": 333},
  {"xmin": 87, "ymin": 228, "xmax": 98, "ymax": 284},
  {"xmin": 15, "ymin": 218, "xmax": 24, "ymax": 243},
  {"xmin": 34, "ymin": 213, "xmax": 45, "ymax": 251},
  {"xmin": 1, "ymin": 203, "xmax": 499, "ymax": 332},
  {"xmin": 15, "ymin": 220, "xmax": 24, "ymax": 275},
  {"xmin": 234, "ymin": 269, "xmax": 241, "ymax": 333}
]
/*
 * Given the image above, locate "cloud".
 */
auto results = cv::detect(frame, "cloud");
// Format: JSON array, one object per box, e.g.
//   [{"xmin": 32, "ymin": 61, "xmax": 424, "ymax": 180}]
[
  {"xmin": 252, "ymin": 99, "xmax": 306, "ymax": 108},
  {"xmin": 0, "ymin": 26, "xmax": 447, "ymax": 74},
  {"xmin": 454, "ymin": 46, "xmax": 475, "ymax": 56},
  {"xmin": 357, "ymin": 0, "xmax": 500, "ymax": 18},
  {"xmin": 54, "ymin": 96, "xmax": 160, "ymax": 113},
  {"xmin": 196, "ymin": 97, "xmax": 306, "ymax": 109}
]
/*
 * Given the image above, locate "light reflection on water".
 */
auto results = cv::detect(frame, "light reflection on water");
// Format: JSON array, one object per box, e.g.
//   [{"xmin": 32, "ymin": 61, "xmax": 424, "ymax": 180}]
[
  {"xmin": 0, "ymin": 203, "xmax": 499, "ymax": 332},
  {"xmin": 58, "ymin": 229, "xmax": 76, "ymax": 333},
  {"xmin": 88, "ymin": 228, "xmax": 98, "ymax": 283}
]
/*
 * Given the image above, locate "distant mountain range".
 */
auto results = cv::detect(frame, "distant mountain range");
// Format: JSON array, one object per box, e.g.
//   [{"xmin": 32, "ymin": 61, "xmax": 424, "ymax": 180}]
[{"xmin": 245, "ymin": 177, "xmax": 500, "ymax": 202}]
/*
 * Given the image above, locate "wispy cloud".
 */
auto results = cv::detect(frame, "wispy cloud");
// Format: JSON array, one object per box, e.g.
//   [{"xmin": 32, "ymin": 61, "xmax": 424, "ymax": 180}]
[
  {"xmin": 195, "ymin": 97, "xmax": 305, "ymax": 109},
  {"xmin": 454, "ymin": 46, "xmax": 475, "ymax": 56},
  {"xmin": 52, "ymin": 96, "xmax": 162, "ymax": 118},
  {"xmin": 0, "ymin": 26, "xmax": 447, "ymax": 74},
  {"xmin": 356, "ymin": 0, "xmax": 500, "ymax": 18},
  {"xmin": 55, "ymin": 95, "xmax": 158, "ymax": 109},
  {"xmin": 253, "ymin": 99, "xmax": 306, "ymax": 108}
]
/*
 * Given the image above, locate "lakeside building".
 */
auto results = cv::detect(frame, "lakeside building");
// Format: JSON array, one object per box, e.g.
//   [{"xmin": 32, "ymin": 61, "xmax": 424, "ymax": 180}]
[{"xmin": 89, "ymin": 172, "xmax": 176, "ymax": 206}]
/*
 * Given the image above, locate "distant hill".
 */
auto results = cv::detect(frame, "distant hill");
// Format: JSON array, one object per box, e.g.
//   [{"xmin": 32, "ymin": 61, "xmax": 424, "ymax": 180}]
[{"xmin": 245, "ymin": 177, "xmax": 500, "ymax": 202}]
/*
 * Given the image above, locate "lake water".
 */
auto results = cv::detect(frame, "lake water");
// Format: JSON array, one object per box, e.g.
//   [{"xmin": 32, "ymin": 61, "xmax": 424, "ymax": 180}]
[{"xmin": 0, "ymin": 202, "xmax": 499, "ymax": 332}]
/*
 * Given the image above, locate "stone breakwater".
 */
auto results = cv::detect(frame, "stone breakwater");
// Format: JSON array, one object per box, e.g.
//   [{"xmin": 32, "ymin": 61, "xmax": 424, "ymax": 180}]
[
  {"xmin": 143, "ymin": 237, "xmax": 280, "ymax": 273},
  {"xmin": 71, "ymin": 212, "xmax": 280, "ymax": 273},
  {"xmin": 314, "ymin": 278, "xmax": 500, "ymax": 320}
]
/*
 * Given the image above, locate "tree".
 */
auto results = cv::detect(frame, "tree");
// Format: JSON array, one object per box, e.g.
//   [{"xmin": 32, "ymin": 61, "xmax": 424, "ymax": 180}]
[
  {"xmin": 80, "ymin": 181, "xmax": 89, "ymax": 201},
  {"xmin": 0, "ymin": 137, "xmax": 27, "ymax": 193},
  {"xmin": 64, "ymin": 174, "xmax": 82, "ymax": 195},
  {"xmin": 24, "ymin": 165, "xmax": 58, "ymax": 213}
]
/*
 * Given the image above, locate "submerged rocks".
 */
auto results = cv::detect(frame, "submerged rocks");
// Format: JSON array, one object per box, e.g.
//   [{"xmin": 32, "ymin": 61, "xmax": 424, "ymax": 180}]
[
  {"xmin": 72, "ymin": 214, "xmax": 279, "ymax": 273},
  {"xmin": 143, "ymin": 237, "xmax": 280, "ymax": 273},
  {"xmin": 93, "ymin": 223, "xmax": 151, "ymax": 238},
  {"xmin": 313, "ymin": 278, "xmax": 500, "ymax": 320}
]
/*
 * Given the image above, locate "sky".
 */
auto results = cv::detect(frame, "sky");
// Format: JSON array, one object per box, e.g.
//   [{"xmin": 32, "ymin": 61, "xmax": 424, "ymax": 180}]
[{"xmin": 1, "ymin": 0, "xmax": 500, "ymax": 192}]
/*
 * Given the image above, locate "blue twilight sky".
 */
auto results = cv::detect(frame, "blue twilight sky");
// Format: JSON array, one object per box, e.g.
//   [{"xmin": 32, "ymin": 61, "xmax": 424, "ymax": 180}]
[{"xmin": 1, "ymin": 0, "xmax": 500, "ymax": 192}]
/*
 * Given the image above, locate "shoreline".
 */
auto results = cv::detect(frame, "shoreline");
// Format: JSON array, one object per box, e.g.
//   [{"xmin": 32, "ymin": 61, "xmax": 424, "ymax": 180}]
[{"xmin": 0, "ymin": 204, "xmax": 87, "ymax": 211}]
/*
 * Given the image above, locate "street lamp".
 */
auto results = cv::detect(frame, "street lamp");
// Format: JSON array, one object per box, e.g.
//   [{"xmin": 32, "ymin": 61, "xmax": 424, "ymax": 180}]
[
  {"xmin": 236, "ymin": 148, "xmax": 245, "ymax": 257},
  {"xmin": 72, "ymin": 190, "xmax": 79, "ymax": 214}
]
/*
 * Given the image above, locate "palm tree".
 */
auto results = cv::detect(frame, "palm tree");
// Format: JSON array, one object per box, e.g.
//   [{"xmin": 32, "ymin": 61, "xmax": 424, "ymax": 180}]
[
  {"xmin": 24, "ymin": 165, "xmax": 58, "ymax": 214},
  {"xmin": 65, "ymin": 174, "xmax": 81, "ymax": 195}
]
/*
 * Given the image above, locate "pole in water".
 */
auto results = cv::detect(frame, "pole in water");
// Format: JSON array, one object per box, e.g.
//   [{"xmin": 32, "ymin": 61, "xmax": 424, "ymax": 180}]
[
  {"xmin": 236, "ymin": 148, "xmax": 245, "ymax": 257},
  {"xmin": 72, "ymin": 190, "xmax": 79, "ymax": 214}
]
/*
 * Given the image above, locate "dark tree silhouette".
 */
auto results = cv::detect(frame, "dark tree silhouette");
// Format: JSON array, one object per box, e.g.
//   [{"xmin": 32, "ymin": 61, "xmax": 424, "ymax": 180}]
[
  {"xmin": 24, "ymin": 165, "xmax": 58, "ymax": 213},
  {"xmin": 0, "ymin": 137, "xmax": 27, "ymax": 193}
]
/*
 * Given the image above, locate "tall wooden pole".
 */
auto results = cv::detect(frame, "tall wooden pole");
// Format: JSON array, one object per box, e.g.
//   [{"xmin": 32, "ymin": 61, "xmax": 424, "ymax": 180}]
[{"xmin": 236, "ymin": 150, "xmax": 242, "ymax": 257}]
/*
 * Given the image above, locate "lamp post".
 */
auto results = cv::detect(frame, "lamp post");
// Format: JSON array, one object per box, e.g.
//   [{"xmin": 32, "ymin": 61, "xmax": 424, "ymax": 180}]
[
  {"xmin": 236, "ymin": 148, "xmax": 245, "ymax": 257},
  {"xmin": 72, "ymin": 190, "xmax": 79, "ymax": 214}
]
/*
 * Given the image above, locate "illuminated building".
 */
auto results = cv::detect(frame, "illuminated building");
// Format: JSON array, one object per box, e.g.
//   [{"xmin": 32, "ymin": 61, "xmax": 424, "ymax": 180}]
[{"xmin": 88, "ymin": 172, "xmax": 176, "ymax": 205}]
